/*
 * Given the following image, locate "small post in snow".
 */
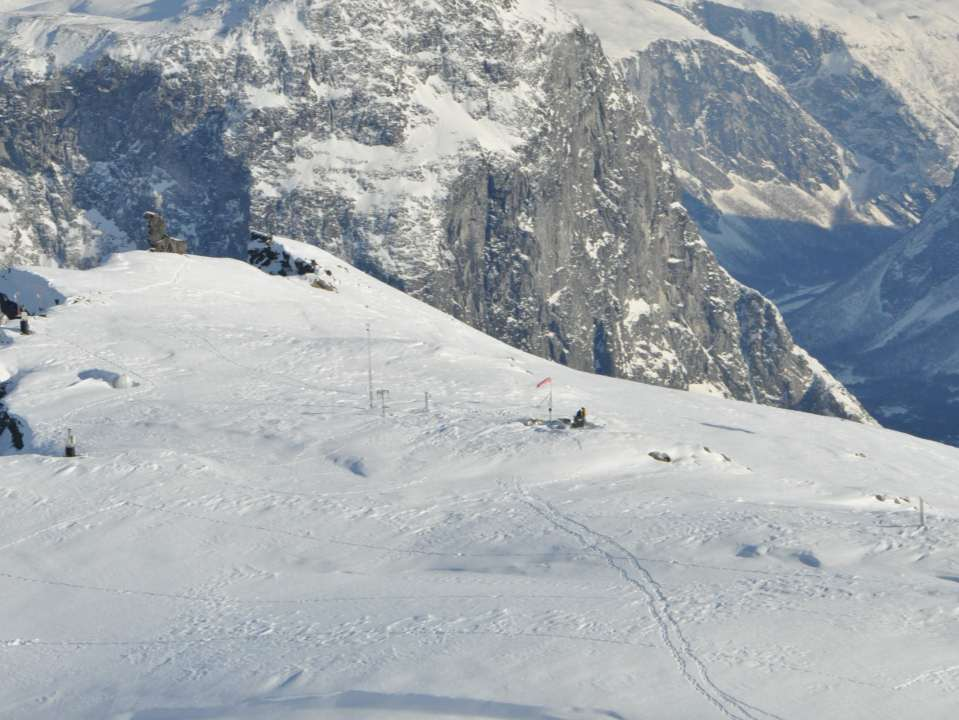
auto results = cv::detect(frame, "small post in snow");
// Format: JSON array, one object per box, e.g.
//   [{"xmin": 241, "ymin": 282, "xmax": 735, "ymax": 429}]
[
  {"xmin": 65, "ymin": 428, "xmax": 77, "ymax": 458},
  {"xmin": 366, "ymin": 323, "xmax": 374, "ymax": 410},
  {"xmin": 919, "ymin": 497, "xmax": 925, "ymax": 529},
  {"xmin": 536, "ymin": 376, "xmax": 553, "ymax": 422},
  {"xmin": 377, "ymin": 388, "xmax": 390, "ymax": 418},
  {"xmin": 19, "ymin": 310, "xmax": 29, "ymax": 335},
  {"xmin": 424, "ymin": 391, "xmax": 430, "ymax": 413}
]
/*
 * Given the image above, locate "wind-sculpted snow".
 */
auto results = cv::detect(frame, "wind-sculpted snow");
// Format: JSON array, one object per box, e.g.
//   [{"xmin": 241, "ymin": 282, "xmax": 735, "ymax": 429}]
[
  {"xmin": 0, "ymin": 250, "xmax": 956, "ymax": 719},
  {"xmin": 0, "ymin": 0, "xmax": 872, "ymax": 421}
]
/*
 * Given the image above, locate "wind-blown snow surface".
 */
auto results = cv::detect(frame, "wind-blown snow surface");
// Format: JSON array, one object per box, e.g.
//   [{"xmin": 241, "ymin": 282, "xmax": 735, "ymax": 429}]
[{"xmin": 1, "ymin": 251, "xmax": 958, "ymax": 719}]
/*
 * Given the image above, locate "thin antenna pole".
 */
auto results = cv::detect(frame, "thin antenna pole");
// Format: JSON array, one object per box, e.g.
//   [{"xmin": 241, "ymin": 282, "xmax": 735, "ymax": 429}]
[
  {"xmin": 548, "ymin": 387, "xmax": 553, "ymax": 422},
  {"xmin": 919, "ymin": 497, "xmax": 925, "ymax": 528},
  {"xmin": 366, "ymin": 323, "xmax": 374, "ymax": 409}
]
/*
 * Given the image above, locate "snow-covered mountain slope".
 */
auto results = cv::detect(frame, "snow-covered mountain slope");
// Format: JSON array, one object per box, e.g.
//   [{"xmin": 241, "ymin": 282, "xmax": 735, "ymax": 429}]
[
  {"xmin": 0, "ymin": 250, "xmax": 954, "ymax": 718},
  {"xmin": 792, "ymin": 170, "xmax": 959, "ymax": 442},
  {"xmin": 0, "ymin": 250, "xmax": 957, "ymax": 719},
  {"xmin": 0, "ymin": 0, "xmax": 874, "ymax": 421},
  {"xmin": 557, "ymin": 0, "xmax": 957, "ymax": 302}
]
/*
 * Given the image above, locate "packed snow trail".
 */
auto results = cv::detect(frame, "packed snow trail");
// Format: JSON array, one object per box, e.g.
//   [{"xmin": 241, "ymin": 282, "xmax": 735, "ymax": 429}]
[
  {"xmin": 517, "ymin": 485, "xmax": 782, "ymax": 720},
  {"xmin": 1, "ymin": 251, "xmax": 958, "ymax": 719}
]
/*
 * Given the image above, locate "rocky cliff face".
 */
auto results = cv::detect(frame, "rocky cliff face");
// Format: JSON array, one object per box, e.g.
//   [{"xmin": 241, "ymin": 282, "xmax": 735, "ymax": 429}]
[
  {"xmin": 618, "ymin": 2, "xmax": 948, "ymax": 304},
  {"xmin": 0, "ymin": 0, "xmax": 873, "ymax": 423},
  {"xmin": 693, "ymin": 0, "xmax": 946, "ymax": 219},
  {"xmin": 623, "ymin": 36, "xmax": 877, "ymax": 297}
]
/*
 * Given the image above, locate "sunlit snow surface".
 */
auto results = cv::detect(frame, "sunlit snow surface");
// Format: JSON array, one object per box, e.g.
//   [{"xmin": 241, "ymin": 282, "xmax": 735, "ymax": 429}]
[{"xmin": 1, "ymin": 250, "xmax": 958, "ymax": 719}]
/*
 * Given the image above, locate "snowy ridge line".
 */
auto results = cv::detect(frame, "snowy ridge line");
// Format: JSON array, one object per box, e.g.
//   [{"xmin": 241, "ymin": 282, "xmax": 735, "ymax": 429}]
[
  {"xmin": 24, "ymin": 257, "xmax": 188, "ymax": 387},
  {"xmin": 98, "ymin": 254, "xmax": 189, "ymax": 300},
  {"xmin": 516, "ymin": 482, "xmax": 784, "ymax": 720}
]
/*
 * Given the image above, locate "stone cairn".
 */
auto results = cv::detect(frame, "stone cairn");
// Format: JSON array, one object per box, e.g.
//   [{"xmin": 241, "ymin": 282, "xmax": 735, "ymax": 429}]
[{"xmin": 144, "ymin": 211, "xmax": 188, "ymax": 254}]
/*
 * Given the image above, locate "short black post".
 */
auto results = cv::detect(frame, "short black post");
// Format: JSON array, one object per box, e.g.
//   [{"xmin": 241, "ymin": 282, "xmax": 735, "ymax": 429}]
[
  {"xmin": 19, "ymin": 316, "xmax": 29, "ymax": 335},
  {"xmin": 65, "ymin": 429, "xmax": 77, "ymax": 458}
]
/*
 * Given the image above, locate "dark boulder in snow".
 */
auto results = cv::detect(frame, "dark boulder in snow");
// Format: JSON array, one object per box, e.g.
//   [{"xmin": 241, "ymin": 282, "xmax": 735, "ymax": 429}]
[
  {"xmin": 248, "ymin": 233, "xmax": 340, "ymax": 291},
  {"xmin": 0, "ymin": 381, "xmax": 24, "ymax": 452}
]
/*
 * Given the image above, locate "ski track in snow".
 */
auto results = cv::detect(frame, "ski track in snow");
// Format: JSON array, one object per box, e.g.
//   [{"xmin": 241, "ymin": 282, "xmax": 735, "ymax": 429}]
[{"xmin": 516, "ymin": 482, "xmax": 783, "ymax": 720}]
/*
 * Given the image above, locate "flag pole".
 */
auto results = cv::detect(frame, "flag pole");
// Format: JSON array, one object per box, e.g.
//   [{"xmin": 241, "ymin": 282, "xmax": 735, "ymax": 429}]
[{"xmin": 535, "ymin": 377, "xmax": 553, "ymax": 422}]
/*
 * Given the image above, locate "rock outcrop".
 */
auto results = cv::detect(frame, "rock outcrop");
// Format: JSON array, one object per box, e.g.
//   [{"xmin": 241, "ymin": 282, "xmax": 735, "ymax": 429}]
[
  {"xmin": 0, "ymin": 379, "xmax": 25, "ymax": 452},
  {"xmin": 248, "ymin": 232, "xmax": 340, "ymax": 290},
  {"xmin": 144, "ymin": 212, "xmax": 187, "ymax": 255}
]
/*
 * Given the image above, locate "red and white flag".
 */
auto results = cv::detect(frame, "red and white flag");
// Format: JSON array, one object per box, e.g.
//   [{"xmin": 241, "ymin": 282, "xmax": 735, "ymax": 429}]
[{"xmin": 536, "ymin": 377, "xmax": 552, "ymax": 389}]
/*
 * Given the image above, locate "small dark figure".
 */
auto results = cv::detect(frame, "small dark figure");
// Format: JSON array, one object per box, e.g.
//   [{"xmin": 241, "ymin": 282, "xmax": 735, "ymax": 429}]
[
  {"xmin": 65, "ymin": 429, "xmax": 77, "ymax": 458},
  {"xmin": 0, "ymin": 292, "xmax": 20, "ymax": 320},
  {"xmin": 572, "ymin": 407, "xmax": 586, "ymax": 428},
  {"xmin": 19, "ymin": 310, "xmax": 30, "ymax": 335}
]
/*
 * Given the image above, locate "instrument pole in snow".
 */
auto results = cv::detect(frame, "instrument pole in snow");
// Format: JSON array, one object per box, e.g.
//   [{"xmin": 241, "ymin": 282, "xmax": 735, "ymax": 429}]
[
  {"xmin": 919, "ymin": 497, "xmax": 925, "ymax": 528},
  {"xmin": 424, "ymin": 391, "xmax": 430, "ymax": 412},
  {"xmin": 366, "ymin": 323, "xmax": 374, "ymax": 409},
  {"xmin": 548, "ymin": 388, "xmax": 552, "ymax": 422}
]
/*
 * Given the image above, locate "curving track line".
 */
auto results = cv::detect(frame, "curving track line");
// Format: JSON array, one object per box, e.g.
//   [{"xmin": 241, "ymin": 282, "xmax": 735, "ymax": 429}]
[{"xmin": 517, "ymin": 483, "xmax": 784, "ymax": 720}]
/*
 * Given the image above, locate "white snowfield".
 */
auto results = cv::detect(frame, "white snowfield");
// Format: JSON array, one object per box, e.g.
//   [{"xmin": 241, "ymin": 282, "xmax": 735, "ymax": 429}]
[{"xmin": 1, "ymin": 250, "xmax": 958, "ymax": 719}]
